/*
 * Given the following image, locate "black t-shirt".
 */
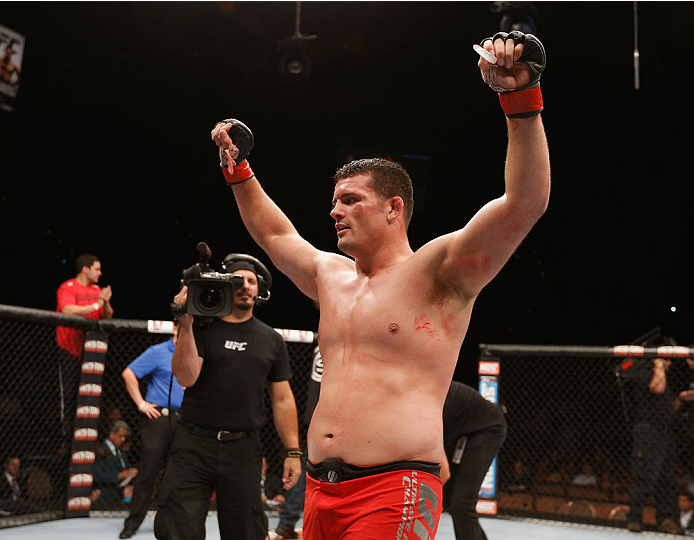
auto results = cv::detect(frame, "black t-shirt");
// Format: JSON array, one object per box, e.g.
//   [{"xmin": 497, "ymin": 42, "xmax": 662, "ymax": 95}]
[
  {"xmin": 442, "ymin": 381, "xmax": 505, "ymax": 446},
  {"xmin": 626, "ymin": 358, "xmax": 676, "ymax": 429},
  {"xmin": 181, "ymin": 317, "xmax": 292, "ymax": 431}
]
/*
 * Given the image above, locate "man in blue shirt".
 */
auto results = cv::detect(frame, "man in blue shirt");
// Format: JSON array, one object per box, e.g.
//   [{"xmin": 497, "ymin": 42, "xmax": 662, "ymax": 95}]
[{"xmin": 120, "ymin": 325, "xmax": 184, "ymax": 539}]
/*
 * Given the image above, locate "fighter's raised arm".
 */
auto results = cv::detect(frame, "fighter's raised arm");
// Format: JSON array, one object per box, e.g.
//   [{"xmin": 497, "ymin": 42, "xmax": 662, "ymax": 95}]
[
  {"xmin": 436, "ymin": 31, "xmax": 550, "ymax": 301},
  {"xmin": 211, "ymin": 121, "xmax": 326, "ymax": 300}
]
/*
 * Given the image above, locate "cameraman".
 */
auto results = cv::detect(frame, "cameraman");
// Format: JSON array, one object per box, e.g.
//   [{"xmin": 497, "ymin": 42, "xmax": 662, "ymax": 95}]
[{"xmin": 153, "ymin": 255, "xmax": 302, "ymax": 540}]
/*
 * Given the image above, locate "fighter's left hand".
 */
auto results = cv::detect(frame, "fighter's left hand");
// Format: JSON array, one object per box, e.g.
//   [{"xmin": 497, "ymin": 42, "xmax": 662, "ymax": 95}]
[
  {"xmin": 479, "ymin": 37, "xmax": 531, "ymax": 92},
  {"xmin": 282, "ymin": 456, "xmax": 302, "ymax": 490}
]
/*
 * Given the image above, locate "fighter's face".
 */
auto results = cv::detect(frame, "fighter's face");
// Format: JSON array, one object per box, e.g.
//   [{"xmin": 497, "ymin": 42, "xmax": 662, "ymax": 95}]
[
  {"xmin": 234, "ymin": 269, "xmax": 259, "ymax": 311},
  {"xmin": 85, "ymin": 262, "xmax": 102, "ymax": 284},
  {"xmin": 330, "ymin": 174, "xmax": 388, "ymax": 256}
]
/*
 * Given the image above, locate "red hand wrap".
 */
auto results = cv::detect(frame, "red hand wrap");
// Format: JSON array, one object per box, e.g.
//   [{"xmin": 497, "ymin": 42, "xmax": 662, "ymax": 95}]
[
  {"xmin": 221, "ymin": 160, "xmax": 255, "ymax": 185},
  {"xmin": 498, "ymin": 85, "xmax": 543, "ymax": 118}
]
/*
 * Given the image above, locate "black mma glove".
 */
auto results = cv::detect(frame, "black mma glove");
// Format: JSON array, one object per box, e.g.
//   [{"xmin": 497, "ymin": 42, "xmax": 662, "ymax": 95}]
[
  {"xmin": 216, "ymin": 118, "xmax": 256, "ymax": 184},
  {"xmin": 480, "ymin": 31, "xmax": 546, "ymax": 118}
]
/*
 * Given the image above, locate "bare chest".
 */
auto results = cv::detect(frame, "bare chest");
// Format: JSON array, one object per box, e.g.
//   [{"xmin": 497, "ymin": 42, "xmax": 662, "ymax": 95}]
[{"xmin": 317, "ymin": 273, "xmax": 463, "ymax": 355}]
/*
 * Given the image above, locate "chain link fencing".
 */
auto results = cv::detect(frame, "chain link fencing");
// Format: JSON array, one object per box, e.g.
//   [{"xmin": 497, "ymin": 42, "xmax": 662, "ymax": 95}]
[
  {"xmin": 0, "ymin": 304, "xmax": 314, "ymax": 528},
  {"xmin": 485, "ymin": 343, "xmax": 694, "ymax": 533},
  {"xmin": 8, "ymin": 300, "xmax": 693, "ymax": 534}
]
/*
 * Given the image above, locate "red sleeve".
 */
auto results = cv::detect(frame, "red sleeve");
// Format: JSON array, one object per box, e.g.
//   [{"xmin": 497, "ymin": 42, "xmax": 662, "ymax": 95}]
[{"xmin": 56, "ymin": 281, "xmax": 76, "ymax": 312}]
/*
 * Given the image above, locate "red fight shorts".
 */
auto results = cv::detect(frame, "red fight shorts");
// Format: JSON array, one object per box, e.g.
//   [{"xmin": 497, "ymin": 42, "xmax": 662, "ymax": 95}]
[{"xmin": 303, "ymin": 458, "xmax": 442, "ymax": 540}]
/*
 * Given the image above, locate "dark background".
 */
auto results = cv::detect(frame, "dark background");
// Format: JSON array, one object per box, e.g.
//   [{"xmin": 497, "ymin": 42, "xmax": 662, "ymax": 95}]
[{"xmin": 1, "ymin": 2, "xmax": 692, "ymax": 384}]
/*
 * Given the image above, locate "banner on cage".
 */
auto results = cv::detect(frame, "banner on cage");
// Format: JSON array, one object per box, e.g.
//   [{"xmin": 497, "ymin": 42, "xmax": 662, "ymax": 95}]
[
  {"xmin": 477, "ymin": 359, "xmax": 500, "ymax": 512},
  {"xmin": 65, "ymin": 330, "xmax": 108, "ymax": 517},
  {"xmin": 0, "ymin": 23, "xmax": 25, "ymax": 113}
]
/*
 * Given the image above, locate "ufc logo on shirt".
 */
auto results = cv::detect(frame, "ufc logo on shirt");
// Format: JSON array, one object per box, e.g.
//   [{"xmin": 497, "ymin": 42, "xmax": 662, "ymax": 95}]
[{"xmin": 225, "ymin": 340, "xmax": 247, "ymax": 351}]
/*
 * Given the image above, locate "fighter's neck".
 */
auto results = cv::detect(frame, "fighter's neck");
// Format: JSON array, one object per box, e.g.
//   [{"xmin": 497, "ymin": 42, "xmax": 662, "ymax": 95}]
[{"xmin": 353, "ymin": 241, "xmax": 414, "ymax": 277}]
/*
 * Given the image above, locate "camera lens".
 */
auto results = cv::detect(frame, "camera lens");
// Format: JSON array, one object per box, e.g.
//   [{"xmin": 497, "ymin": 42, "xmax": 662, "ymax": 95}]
[
  {"xmin": 199, "ymin": 288, "xmax": 221, "ymax": 310},
  {"xmin": 188, "ymin": 279, "xmax": 233, "ymax": 317}
]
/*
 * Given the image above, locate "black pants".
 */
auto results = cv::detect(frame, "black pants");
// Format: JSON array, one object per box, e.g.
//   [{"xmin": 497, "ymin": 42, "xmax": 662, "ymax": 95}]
[
  {"xmin": 124, "ymin": 412, "xmax": 180, "ymax": 531},
  {"xmin": 629, "ymin": 422, "xmax": 677, "ymax": 523},
  {"xmin": 444, "ymin": 422, "xmax": 507, "ymax": 540},
  {"xmin": 153, "ymin": 425, "xmax": 266, "ymax": 540}
]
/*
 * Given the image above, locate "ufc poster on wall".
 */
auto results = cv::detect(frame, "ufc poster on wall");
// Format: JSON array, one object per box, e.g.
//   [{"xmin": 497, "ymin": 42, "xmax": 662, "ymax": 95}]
[{"xmin": 0, "ymin": 23, "xmax": 25, "ymax": 113}]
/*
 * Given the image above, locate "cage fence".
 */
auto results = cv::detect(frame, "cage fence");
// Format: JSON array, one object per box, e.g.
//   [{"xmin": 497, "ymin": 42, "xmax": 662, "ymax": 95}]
[
  {"xmin": 484, "ymin": 343, "xmax": 694, "ymax": 532},
  {"xmin": 0, "ymin": 304, "xmax": 315, "ymax": 528},
  {"xmin": 4, "ymin": 301, "xmax": 694, "ymax": 534}
]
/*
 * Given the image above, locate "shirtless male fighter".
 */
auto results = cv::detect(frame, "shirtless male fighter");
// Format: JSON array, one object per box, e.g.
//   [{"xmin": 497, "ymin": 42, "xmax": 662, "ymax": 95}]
[{"xmin": 211, "ymin": 31, "xmax": 550, "ymax": 540}]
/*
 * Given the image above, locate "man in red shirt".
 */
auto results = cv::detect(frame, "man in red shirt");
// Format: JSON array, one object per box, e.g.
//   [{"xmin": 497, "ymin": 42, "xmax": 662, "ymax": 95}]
[{"xmin": 56, "ymin": 253, "xmax": 114, "ymax": 357}]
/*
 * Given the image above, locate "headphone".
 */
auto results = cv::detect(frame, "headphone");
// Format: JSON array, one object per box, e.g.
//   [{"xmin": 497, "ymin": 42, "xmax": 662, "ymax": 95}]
[{"xmin": 221, "ymin": 253, "xmax": 272, "ymax": 304}]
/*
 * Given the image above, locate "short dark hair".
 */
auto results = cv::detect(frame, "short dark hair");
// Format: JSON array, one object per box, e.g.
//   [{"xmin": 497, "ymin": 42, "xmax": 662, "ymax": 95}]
[
  {"xmin": 333, "ymin": 158, "xmax": 414, "ymax": 228},
  {"xmin": 76, "ymin": 254, "xmax": 100, "ymax": 274}
]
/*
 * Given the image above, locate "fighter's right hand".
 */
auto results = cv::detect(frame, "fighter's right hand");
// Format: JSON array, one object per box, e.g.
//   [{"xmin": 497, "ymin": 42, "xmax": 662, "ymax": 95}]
[
  {"xmin": 211, "ymin": 119, "xmax": 256, "ymax": 185},
  {"xmin": 173, "ymin": 286, "xmax": 193, "ymax": 328}
]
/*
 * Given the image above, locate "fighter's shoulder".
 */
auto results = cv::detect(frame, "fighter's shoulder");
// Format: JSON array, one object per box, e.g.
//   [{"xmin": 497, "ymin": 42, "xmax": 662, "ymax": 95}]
[{"xmin": 315, "ymin": 251, "xmax": 355, "ymax": 274}]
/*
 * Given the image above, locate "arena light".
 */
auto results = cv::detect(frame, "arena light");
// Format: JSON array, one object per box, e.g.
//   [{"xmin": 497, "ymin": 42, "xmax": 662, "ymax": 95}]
[{"xmin": 278, "ymin": 1, "xmax": 316, "ymax": 77}]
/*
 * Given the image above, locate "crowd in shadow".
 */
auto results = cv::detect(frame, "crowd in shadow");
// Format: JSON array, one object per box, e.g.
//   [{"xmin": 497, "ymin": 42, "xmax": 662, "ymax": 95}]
[{"xmin": 501, "ymin": 447, "xmax": 694, "ymax": 534}]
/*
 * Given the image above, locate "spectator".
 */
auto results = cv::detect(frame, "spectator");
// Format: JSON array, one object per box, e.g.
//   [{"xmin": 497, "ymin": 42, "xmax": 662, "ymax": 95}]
[
  {"xmin": 533, "ymin": 449, "xmax": 563, "ymax": 485},
  {"xmin": 572, "ymin": 461, "xmax": 597, "ymax": 486},
  {"xmin": 0, "ymin": 456, "xmax": 35, "ymax": 515},
  {"xmin": 0, "ymin": 457, "xmax": 21, "ymax": 508},
  {"xmin": 24, "ymin": 467, "xmax": 51, "ymax": 505},
  {"xmin": 505, "ymin": 458, "xmax": 532, "ymax": 493},
  {"xmin": 678, "ymin": 491, "xmax": 694, "ymax": 534},
  {"xmin": 94, "ymin": 420, "xmax": 138, "ymax": 504}
]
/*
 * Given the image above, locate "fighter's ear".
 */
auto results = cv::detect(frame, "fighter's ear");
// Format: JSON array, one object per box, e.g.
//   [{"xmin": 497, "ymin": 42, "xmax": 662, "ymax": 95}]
[{"xmin": 387, "ymin": 196, "xmax": 405, "ymax": 223}]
